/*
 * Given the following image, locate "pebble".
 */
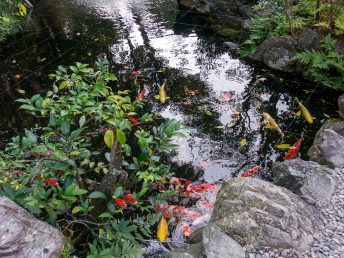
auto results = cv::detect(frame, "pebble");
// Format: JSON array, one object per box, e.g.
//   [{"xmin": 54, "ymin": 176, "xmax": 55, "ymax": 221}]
[{"xmin": 245, "ymin": 168, "xmax": 344, "ymax": 258}]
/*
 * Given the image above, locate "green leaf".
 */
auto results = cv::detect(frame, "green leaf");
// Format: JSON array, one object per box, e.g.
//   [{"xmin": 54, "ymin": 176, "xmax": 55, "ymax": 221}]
[
  {"xmin": 104, "ymin": 130, "xmax": 114, "ymax": 148},
  {"xmin": 79, "ymin": 115, "xmax": 86, "ymax": 127},
  {"xmin": 25, "ymin": 129, "xmax": 37, "ymax": 144},
  {"xmin": 42, "ymin": 98, "xmax": 50, "ymax": 109},
  {"xmin": 20, "ymin": 104, "xmax": 35, "ymax": 111},
  {"xmin": 59, "ymin": 81, "xmax": 69, "ymax": 90},
  {"xmin": 61, "ymin": 121, "xmax": 71, "ymax": 136},
  {"xmin": 116, "ymin": 129, "xmax": 126, "ymax": 144},
  {"xmin": 88, "ymin": 191, "xmax": 107, "ymax": 199}
]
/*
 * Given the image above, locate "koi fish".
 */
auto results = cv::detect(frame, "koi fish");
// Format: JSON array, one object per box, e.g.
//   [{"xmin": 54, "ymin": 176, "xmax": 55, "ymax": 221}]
[
  {"xmin": 262, "ymin": 112, "xmax": 284, "ymax": 137},
  {"xmin": 241, "ymin": 166, "xmax": 261, "ymax": 177},
  {"xmin": 285, "ymin": 137, "xmax": 303, "ymax": 160},
  {"xmin": 156, "ymin": 205, "xmax": 202, "ymax": 219},
  {"xmin": 128, "ymin": 115, "xmax": 140, "ymax": 125},
  {"xmin": 157, "ymin": 216, "xmax": 168, "ymax": 242},
  {"xmin": 295, "ymin": 97, "xmax": 313, "ymax": 124},
  {"xmin": 132, "ymin": 71, "xmax": 140, "ymax": 75},
  {"xmin": 136, "ymin": 89, "xmax": 145, "ymax": 101},
  {"xmin": 184, "ymin": 90, "xmax": 200, "ymax": 94},
  {"xmin": 188, "ymin": 183, "xmax": 217, "ymax": 193},
  {"xmin": 125, "ymin": 193, "xmax": 138, "ymax": 205},
  {"xmin": 154, "ymin": 81, "xmax": 167, "ymax": 103}
]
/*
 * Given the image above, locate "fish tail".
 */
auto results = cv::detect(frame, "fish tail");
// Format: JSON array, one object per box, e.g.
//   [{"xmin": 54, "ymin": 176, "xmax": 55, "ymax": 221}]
[{"xmin": 300, "ymin": 130, "xmax": 304, "ymax": 140}]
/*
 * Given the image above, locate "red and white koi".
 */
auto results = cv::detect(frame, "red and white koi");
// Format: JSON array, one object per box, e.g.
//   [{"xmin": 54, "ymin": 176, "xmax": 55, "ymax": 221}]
[{"xmin": 285, "ymin": 137, "xmax": 303, "ymax": 160}]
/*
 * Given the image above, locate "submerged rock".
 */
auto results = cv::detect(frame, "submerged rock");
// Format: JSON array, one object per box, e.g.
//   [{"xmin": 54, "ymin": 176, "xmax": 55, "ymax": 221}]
[
  {"xmin": 0, "ymin": 196, "xmax": 64, "ymax": 258},
  {"xmin": 252, "ymin": 35, "xmax": 297, "ymax": 72},
  {"xmin": 163, "ymin": 243, "xmax": 202, "ymax": 258},
  {"xmin": 273, "ymin": 159, "xmax": 336, "ymax": 208},
  {"xmin": 308, "ymin": 121, "xmax": 344, "ymax": 168},
  {"xmin": 210, "ymin": 178, "xmax": 322, "ymax": 251}
]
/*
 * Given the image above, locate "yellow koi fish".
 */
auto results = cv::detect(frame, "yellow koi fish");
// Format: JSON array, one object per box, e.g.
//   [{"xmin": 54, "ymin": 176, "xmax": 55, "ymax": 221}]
[
  {"xmin": 155, "ymin": 81, "xmax": 167, "ymax": 104},
  {"xmin": 262, "ymin": 112, "xmax": 284, "ymax": 137},
  {"xmin": 295, "ymin": 97, "xmax": 313, "ymax": 124},
  {"xmin": 157, "ymin": 216, "xmax": 168, "ymax": 242}
]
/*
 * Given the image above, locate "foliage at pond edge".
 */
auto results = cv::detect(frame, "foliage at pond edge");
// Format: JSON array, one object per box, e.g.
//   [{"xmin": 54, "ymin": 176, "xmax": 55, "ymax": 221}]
[{"xmin": 0, "ymin": 60, "xmax": 185, "ymax": 257}]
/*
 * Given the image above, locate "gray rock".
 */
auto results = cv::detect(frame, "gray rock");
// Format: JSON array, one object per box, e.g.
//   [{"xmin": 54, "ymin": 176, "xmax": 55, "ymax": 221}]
[
  {"xmin": 0, "ymin": 196, "xmax": 64, "ymax": 258},
  {"xmin": 202, "ymin": 224, "xmax": 245, "ymax": 258},
  {"xmin": 308, "ymin": 127, "xmax": 344, "ymax": 169},
  {"xmin": 252, "ymin": 36, "xmax": 298, "ymax": 72},
  {"xmin": 338, "ymin": 95, "xmax": 344, "ymax": 119},
  {"xmin": 273, "ymin": 159, "xmax": 336, "ymax": 208},
  {"xmin": 298, "ymin": 29, "xmax": 321, "ymax": 51},
  {"xmin": 163, "ymin": 243, "xmax": 202, "ymax": 258},
  {"xmin": 210, "ymin": 178, "xmax": 322, "ymax": 251}
]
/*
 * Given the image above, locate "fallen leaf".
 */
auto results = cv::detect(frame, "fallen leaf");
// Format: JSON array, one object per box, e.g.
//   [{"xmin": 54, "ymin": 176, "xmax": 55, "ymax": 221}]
[
  {"xmin": 276, "ymin": 143, "xmax": 291, "ymax": 149},
  {"xmin": 240, "ymin": 138, "xmax": 247, "ymax": 146}
]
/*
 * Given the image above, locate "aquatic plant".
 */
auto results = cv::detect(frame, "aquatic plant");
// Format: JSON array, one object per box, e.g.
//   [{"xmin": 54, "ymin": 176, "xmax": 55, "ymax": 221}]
[{"xmin": 0, "ymin": 60, "xmax": 185, "ymax": 257}]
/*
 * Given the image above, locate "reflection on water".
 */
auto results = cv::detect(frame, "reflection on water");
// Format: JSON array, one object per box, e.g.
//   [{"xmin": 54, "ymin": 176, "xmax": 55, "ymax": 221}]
[{"xmin": 0, "ymin": 0, "xmax": 340, "ymax": 179}]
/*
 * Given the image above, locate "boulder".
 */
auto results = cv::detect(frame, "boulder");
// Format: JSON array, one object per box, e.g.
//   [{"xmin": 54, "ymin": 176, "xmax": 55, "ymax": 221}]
[
  {"xmin": 308, "ymin": 122, "xmax": 344, "ymax": 168},
  {"xmin": 297, "ymin": 28, "xmax": 321, "ymax": 51},
  {"xmin": 163, "ymin": 243, "xmax": 202, "ymax": 258},
  {"xmin": 338, "ymin": 94, "xmax": 344, "ymax": 119},
  {"xmin": 252, "ymin": 36, "xmax": 298, "ymax": 72},
  {"xmin": 167, "ymin": 224, "xmax": 245, "ymax": 258},
  {"xmin": 0, "ymin": 196, "xmax": 64, "ymax": 258},
  {"xmin": 202, "ymin": 224, "xmax": 245, "ymax": 258},
  {"xmin": 273, "ymin": 159, "xmax": 336, "ymax": 208},
  {"xmin": 210, "ymin": 178, "xmax": 322, "ymax": 251}
]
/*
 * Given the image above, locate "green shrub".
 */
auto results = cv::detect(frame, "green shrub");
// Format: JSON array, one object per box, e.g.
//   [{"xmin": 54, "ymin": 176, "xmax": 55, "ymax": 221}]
[{"xmin": 0, "ymin": 60, "xmax": 184, "ymax": 257}]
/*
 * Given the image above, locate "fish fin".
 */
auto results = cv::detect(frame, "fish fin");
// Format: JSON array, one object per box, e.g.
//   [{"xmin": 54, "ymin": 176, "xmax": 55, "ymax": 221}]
[
  {"xmin": 265, "ymin": 124, "xmax": 276, "ymax": 129},
  {"xmin": 154, "ymin": 95, "xmax": 160, "ymax": 100}
]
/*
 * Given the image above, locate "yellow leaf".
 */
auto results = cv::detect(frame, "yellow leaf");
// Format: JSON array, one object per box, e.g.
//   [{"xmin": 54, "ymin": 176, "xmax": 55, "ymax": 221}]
[
  {"xmin": 15, "ymin": 74, "xmax": 21, "ymax": 79},
  {"xmin": 87, "ymin": 52, "xmax": 92, "ymax": 56},
  {"xmin": 106, "ymin": 232, "xmax": 113, "ymax": 240},
  {"xmin": 240, "ymin": 138, "xmax": 247, "ymax": 146},
  {"xmin": 276, "ymin": 144, "xmax": 291, "ymax": 149},
  {"xmin": 72, "ymin": 207, "xmax": 81, "ymax": 214},
  {"xmin": 99, "ymin": 229, "xmax": 104, "ymax": 236},
  {"xmin": 104, "ymin": 130, "xmax": 114, "ymax": 148},
  {"xmin": 59, "ymin": 81, "xmax": 69, "ymax": 90},
  {"xmin": 18, "ymin": 4, "xmax": 27, "ymax": 16},
  {"xmin": 157, "ymin": 217, "xmax": 168, "ymax": 242}
]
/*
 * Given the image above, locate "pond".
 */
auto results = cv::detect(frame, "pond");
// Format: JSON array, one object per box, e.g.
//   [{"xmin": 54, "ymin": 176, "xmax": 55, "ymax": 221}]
[{"xmin": 0, "ymin": 0, "xmax": 341, "ymax": 255}]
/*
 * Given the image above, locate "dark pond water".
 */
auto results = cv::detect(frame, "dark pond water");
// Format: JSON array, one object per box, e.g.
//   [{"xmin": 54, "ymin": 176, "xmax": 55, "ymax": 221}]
[
  {"xmin": 0, "ymin": 0, "xmax": 341, "ymax": 254},
  {"xmin": 0, "ymin": 0, "xmax": 340, "ymax": 178}
]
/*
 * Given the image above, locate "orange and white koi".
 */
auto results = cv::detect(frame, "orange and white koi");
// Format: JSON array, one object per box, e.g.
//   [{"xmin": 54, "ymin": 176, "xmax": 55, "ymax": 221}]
[{"xmin": 241, "ymin": 166, "xmax": 261, "ymax": 177}]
